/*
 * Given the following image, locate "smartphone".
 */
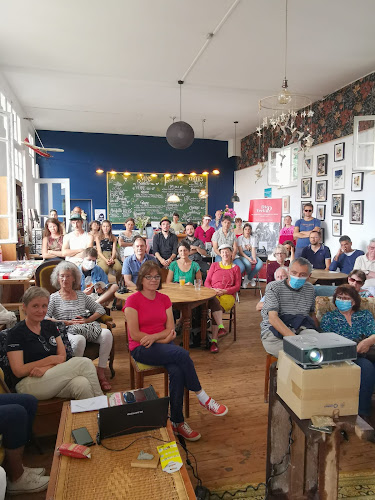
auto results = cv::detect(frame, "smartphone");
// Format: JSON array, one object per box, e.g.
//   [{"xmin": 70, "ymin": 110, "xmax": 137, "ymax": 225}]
[{"xmin": 72, "ymin": 427, "xmax": 95, "ymax": 446}]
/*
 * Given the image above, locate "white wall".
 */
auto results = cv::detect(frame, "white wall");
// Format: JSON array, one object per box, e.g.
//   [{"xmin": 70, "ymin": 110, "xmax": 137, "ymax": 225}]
[{"xmin": 234, "ymin": 135, "xmax": 375, "ymax": 254}]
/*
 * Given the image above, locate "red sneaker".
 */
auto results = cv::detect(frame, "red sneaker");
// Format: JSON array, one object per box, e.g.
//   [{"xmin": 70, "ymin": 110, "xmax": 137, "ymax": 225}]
[
  {"xmin": 210, "ymin": 342, "xmax": 219, "ymax": 353},
  {"xmin": 218, "ymin": 328, "xmax": 228, "ymax": 338},
  {"xmin": 172, "ymin": 422, "xmax": 201, "ymax": 442},
  {"xmin": 200, "ymin": 397, "xmax": 228, "ymax": 417}
]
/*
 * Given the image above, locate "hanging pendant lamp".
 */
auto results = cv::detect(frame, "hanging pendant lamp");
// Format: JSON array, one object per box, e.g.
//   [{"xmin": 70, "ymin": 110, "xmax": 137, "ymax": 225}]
[
  {"xmin": 166, "ymin": 81, "xmax": 195, "ymax": 149},
  {"xmin": 231, "ymin": 121, "xmax": 240, "ymax": 203}
]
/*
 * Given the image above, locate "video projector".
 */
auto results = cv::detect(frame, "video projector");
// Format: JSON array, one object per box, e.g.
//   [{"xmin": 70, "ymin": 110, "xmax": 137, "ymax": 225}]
[{"xmin": 283, "ymin": 331, "xmax": 357, "ymax": 368}]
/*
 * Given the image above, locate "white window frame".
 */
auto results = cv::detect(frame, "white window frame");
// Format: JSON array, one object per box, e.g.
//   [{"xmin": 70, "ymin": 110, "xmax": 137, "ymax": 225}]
[
  {"xmin": 353, "ymin": 115, "xmax": 375, "ymax": 171},
  {"xmin": 0, "ymin": 110, "xmax": 17, "ymax": 243},
  {"xmin": 267, "ymin": 144, "xmax": 299, "ymax": 188}
]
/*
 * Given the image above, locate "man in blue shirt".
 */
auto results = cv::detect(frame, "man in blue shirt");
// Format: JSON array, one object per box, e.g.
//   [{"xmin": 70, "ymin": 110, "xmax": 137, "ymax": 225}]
[
  {"xmin": 209, "ymin": 210, "xmax": 222, "ymax": 231},
  {"xmin": 79, "ymin": 247, "xmax": 118, "ymax": 305},
  {"xmin": 301, "ymin": 231, "xmax": 331, "ymax": 270},
  {"xmin": 329, "ymin": 235, "xmax": 364, "ymax": 275},
  {"xmin": 293, "ymin": 203, "xmax": 321, "ymax": 258},
  {"xmin": 123, "ymin": 236, "xmax": 156, "ymax": 286}
]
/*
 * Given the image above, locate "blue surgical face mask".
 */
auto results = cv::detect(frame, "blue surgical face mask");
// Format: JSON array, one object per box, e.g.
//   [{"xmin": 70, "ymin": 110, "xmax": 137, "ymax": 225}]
[
  {"xmin": 289, "ymin": 276, "xmax": 307, "ymax": 290},
  {"xmin": 335, "ymin": 299, "xmax": 352, "ymax": 312}
]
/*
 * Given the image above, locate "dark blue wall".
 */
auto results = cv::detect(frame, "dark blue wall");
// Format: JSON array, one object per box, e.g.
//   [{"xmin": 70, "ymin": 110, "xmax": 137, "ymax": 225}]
[{"xmin": 37, "ymin": 130, "xmax": 235, "ymax": 225}]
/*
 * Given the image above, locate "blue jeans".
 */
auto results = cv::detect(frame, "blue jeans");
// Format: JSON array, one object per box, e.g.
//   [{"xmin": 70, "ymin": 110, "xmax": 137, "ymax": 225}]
[
  {"xmin": 131, "ymin": 342, "xmax": 201, "ymax": 423},
  {"xmin": 215, "ymin": 254, "xmax": 263, "ymax": 280},
  {"xmin": 355, "ymin": 357, "xmax": 375, "ymax": 416},
  {"xmin": 0, "ymin": 393, "xmax": 38, "ymax": 449}
]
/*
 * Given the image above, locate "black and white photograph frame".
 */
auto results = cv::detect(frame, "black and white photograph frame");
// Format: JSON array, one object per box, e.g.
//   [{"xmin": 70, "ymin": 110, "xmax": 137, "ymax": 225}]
[
  {"xmin": 351, "ymin": 172, "xmax": 364, "ymax": 192},
  {"xmin": 334, "ymin": 142, "xmax": 345, "ymax": 162},
  {"xmin": 317, "ymin": 154, "xmax": 328, "ymax": 176},
  {"xmin": 349, "ymin": 200, "xmax": 364, "ymax": 224},
  {"xmin": 302, "ymin": 156, "xmax": 313, "ymax": 177},
  {"xmin": 333, "ymin": 166, "xmax": 345, "ymax": 190},
  {"xmin": 332, "ymin": 193, "xmax": 344, "ymax": 216},
  {"xmin": 315, "ymin": 180, "xmax": 327, "ymax": 202},
  {"xmin": 316, "ymin": 204, "xmax": 326, "ymax": 221},
  {"xmin": 301, "ymin": 178, "xmax": 312, "ymax": 198},
  {"xmin": 332, "ymin": 219, "xmax": 342, "ymax": 236}
]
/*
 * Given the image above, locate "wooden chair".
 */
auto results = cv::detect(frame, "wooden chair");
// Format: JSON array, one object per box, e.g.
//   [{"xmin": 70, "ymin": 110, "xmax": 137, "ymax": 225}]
[
  {"xmin": 36, "ymin": 260, "xmax": 116, "ymax": 378},
  {"xmin": 125, "ymin": 319, "xmax": 190, "ymax": 418},
  {"xmin": 222, "ymin": 303, "xmax": 237, "ymax": 341},
  {"xmin": 264, "ymin": 353, "xmax": 278, "ymax": 403}
]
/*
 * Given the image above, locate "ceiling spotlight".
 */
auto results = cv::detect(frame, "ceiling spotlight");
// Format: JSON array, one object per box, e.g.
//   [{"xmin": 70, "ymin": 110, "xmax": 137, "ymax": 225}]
[
  {"xmin": 166, "ymin": 81, "xmax": 195, "ymax": 149},
  {"xmin": 124, "ymin": 172, "xmax": 131, "ymax": 176},
  {"xmin": 164, "ymin": 173, "xmax": 171, "ymax": 178},
  {"xmin": 96, "ymin": 168, "xmax": 104, "ymax": 174},
  {"xmin": 109, "ymin": 170, "xmax": 117, "ymax": 175},
  {"xmin": 212, "ymin": 169, "xmax": 220, "ymax": 175},
  {"xmin": 190, "ymin": 172, "xmax": 197, "ymax": 176},
  {"xmin": 177, "ymin": 173, "xmax": 184, "ymax": 177},
  {"xmin": 138, "ymin": 173, "xmax": 143, "ymax": 177},
  {"xmin": 151, "ymin": 173, "xmax": 157, "ymax": 178},
  {"xmin": 202, "ymin": 171, "xmax": 209, "ymax": 176},
  {"xmin": 167, "ymin": 194, "xmax": 180, "ymax": 203}
]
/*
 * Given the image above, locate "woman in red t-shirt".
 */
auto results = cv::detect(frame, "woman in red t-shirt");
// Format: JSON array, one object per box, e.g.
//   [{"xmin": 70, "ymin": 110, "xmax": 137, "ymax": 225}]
[{"xmin": 125, "ymin": 261, "xmax": 228, "ymax": 442}]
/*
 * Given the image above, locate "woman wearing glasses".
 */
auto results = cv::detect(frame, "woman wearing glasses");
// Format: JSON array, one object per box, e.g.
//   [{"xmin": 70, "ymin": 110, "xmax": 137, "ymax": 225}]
[
  {"xmin": 125, "ymin": 261, "xmax": 228, "ymax": 442},
  {"xmin": 321, "ymin": 285, "xmax": 375, "ymax": 419},
  {"xmin": 293, "ymin": 203, "xmax": 321, "ymax": 259},
  {"xmin": 347, "ymin": 270, "xmax": 373, "ymax": 298},
  {"xmin": 266, "ymin": 245, "xmax": 290, "ymax": 284},
  {"xmin": 6, "ymin": 287, "xmax": 103, "ymax": 401}
]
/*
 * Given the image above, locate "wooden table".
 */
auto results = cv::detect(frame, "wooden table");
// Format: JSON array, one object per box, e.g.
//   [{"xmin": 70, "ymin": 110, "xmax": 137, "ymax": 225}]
[
  {"xmin": 309, "ymin": 269, "xmax": 348, "ymax": 285},
  {"xmin": 266, "ymin": 363, "xmax": 374, "ymax": 499},
  {"xmin": 116, "ymin": 283, "xmax": 217, "ymax": 350},
  {"xmin": 47, "ymin": 402, "xmax": 195, "ymax": 500}
]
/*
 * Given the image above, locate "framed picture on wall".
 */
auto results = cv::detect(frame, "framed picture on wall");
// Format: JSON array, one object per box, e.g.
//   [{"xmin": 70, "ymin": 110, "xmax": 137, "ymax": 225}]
[
  {"xmin": 282, "ymin": 195, "xmax": 290, "ymax": 214},
  {"xmin": 334, "ymin": 142, "xmax": 345, "ymax": 162},
  {"xmin": 333, "ymin": 166, "xmax": 345, "ymax": 190},
  {"xmin": 332, "ymin": 194, "xmax": 344, "ymax": 216},
  {"xmin": 302, "ymin": 156, "xmax": 313, "ymax": 177},
  {"xmin": 351, "ymin": 172, "xmax": 364, "ymax": 191},
  {"xmin": 301, "ymin": 178, "xmax": 312, "ymax": 198},
  {"xmin": 349, "ymin": 200, "xmax": 364, "ymax": 224},
  {"xmin": 317, "ymin": 154, "xmax": 328, "ymax": 176},
  {"xmin": 316, "ymin": 204, "xmax": 326, "ymax": 221},
  {"xmin": 332, "ymin": 219, "xmax": 342, "ymax": 237},
  {"xmin": 320, "ymin": 227, "xmax": 325, "ymax": 244},
  {"xmin": 315, "ymin": 180, "xmax": 327, "ymax": 202},
  {"xmin": 301, "ymin": 201, "xmax": 312, "ymax": 218}
]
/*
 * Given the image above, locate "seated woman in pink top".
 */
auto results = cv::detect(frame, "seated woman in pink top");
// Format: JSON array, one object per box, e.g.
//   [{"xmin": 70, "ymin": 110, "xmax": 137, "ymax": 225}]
[
  {"xmin": 279, "ymin": 215, "xmax": 296, "ymax": 246},
  {"xmin": 195, "ymin": 215, "xmax": 215, "ymax": 244},
  {"xmin": 204, "ymin": 244, "xmax": 241, "ymax": 354},
  {"xmin": 125, "ymin": 261, "xmax": 228, "ymax": 443}
]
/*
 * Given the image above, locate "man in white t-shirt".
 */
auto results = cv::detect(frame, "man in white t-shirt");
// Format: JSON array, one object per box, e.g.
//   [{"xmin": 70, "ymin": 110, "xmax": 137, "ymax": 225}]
[{"xmin": 62, "ymin": 214, "xmax": 94, "ymax": 265}]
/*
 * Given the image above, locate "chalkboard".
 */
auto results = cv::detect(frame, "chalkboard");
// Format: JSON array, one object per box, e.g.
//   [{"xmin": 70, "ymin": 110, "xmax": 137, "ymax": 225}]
[{"xmin": 107, "ymin": 173, "xmax": 207, "ymax": 224}]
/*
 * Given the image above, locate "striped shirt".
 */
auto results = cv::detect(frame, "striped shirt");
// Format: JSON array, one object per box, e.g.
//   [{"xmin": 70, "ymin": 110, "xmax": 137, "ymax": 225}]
[
  {"xmin": 260, "ymin": 279, "xmax": 316, "ymax": 339},
  {"xmin": 47, "ymin": 291, "xmax": 105, "ymax": 321}
]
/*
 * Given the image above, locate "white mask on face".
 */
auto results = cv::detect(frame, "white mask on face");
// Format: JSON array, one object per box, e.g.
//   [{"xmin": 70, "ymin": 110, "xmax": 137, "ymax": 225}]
[{"xmin": 83, "ymin": 259, "xmax": 96, "ymax": 270}]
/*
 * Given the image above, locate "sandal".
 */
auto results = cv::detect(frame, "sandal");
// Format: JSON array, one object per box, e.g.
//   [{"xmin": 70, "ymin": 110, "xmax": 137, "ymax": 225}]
[{"xmin": 98, "ymin": 377, "xmax": 112, "ymax": 392}]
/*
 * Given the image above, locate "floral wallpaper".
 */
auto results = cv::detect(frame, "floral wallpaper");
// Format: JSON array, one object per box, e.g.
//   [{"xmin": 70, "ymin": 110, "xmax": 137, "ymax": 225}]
[{"xmin": 239, "ymin": 71, "xmax": 375, "ymax": 169}]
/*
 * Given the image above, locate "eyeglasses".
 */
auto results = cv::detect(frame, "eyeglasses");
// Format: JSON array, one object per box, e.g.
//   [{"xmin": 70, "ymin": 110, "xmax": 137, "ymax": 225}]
[
  {"xmin": 304, "ymin": 209, "xmax": 313, "ymax": 212},
  {"xmin": 144, "ymin": 275, "xmax": 161, "ymax": 281},
  {"xmin": 348, "ymin": 277, "xmax": 363, "ymax": 284}
]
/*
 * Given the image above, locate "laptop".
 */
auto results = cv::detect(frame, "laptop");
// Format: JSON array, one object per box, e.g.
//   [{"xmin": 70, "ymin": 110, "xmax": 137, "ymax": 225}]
[{"xmin": 97, "ymin": 397, "xmax": 170, "ymax": 443}]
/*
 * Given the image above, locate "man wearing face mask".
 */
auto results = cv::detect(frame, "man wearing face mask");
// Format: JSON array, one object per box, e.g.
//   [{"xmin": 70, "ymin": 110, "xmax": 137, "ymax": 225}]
[
  {"xmin": 79, "ymin": 247, "xmax": 118, "ymax": 306},
  {"xmin": 260, "ymin": 257, "xmax": 318, "ymax": 357}
]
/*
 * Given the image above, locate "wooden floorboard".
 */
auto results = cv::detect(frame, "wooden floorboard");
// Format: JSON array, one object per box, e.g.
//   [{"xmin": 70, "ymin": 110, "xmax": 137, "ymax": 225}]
[{"xmin": 20, "ymin": 286, "xmax": 375, "ymax": 499}]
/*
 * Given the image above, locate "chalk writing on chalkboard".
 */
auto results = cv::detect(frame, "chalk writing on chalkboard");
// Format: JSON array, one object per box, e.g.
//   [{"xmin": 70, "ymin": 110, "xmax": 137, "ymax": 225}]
[{"xmin": 107, "ymin": 173, "xmax": 207, "ymax": 224}]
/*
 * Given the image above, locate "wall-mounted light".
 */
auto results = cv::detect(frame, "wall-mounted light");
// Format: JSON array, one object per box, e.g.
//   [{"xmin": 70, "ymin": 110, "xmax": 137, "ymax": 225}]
[
  {"xmin": 151, "ymin": 173, "xmax": 157, "ymax": 178},
  {"xmin": 164, "ymin": 173, "xmax": 171, "ymax": 178},
  {"xmin": 212, "ymin": 169, "xmax": 220, "ymax": 175},
  {"xmin": 190, "ymin": 172, "xmax": 197, "ymax": 176},
  {"xmin": 96, "ymin": 168, "xmax": 104, "ymax": 174},
  {"xmin": 177, "ymin": 173, "xmax": 184, "ymax": 177},
  {"xmin": 138, "ymin": 173, "xmax": 143, "ymax": 178}
]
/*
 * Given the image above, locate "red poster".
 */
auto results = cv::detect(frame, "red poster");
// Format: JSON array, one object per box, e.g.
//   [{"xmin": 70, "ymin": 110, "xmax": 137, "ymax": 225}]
[{"xmin": 248, "ymin": 198, "xmax": 282, "ymax": 223}]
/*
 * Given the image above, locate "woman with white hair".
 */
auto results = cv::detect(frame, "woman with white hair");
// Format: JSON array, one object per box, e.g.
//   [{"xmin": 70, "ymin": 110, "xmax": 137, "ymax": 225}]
[
  {"xmin": 47, "ymin": 261, "xmax": 113, "ymax": 392},
  {"xmin": 266, "ymin": 245, "xmax": 290, "ymax": 284},
  {"xmin": 6, "ymin": 287, "xmax": 103, "ymax": 401}
]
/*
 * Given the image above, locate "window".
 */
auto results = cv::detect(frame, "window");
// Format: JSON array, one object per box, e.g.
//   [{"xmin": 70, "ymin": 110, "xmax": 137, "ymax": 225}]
[
  {"xmin": 0, "ymin": 110, "xmax": 16, "ymax": 243},
  {"xmin": 353, "ymin": 115, "xmax": 375, "ymax": 171},
  {"xmin": 267, "ymin": 144, "xmax": 299, "ymax": 187},
  {"xmin": 28, "ymin": 133, "xmax": 36, "ymax": 178}
]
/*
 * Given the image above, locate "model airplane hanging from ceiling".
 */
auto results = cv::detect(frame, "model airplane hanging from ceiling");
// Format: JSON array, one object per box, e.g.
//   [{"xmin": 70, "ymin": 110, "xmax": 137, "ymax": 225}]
[{"xmin": 21, "ymin": 137, "xmax": 64, "ymax": 158}]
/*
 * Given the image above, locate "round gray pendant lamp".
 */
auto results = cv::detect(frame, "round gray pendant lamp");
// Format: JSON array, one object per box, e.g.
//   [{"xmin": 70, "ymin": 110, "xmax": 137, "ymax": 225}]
[
  {"xmin": 231, "ymin": 121, "xmax": 240, "ymax": 203},
  {"xmin": 166, "ymin": 80, "xmax": 195, "ymax": 149}
]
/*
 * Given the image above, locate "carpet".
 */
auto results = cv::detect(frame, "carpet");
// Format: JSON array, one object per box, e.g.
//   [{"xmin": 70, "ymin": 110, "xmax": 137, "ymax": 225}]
[{"xmin": 209, "ymin": 472, "xmax": 375, "ymax": 499}]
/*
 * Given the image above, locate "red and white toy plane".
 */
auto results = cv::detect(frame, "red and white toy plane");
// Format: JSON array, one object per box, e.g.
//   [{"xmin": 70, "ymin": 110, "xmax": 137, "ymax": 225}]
[{"xmin": 21, "ymin": 138, "xmax": 64, "ymax": 158}]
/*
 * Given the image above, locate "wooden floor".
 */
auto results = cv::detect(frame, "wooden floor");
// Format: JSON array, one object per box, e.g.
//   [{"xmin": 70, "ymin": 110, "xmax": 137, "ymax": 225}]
[{"xmin": 19, "ymin": 285, "xmax": 375, "ymax": 499}]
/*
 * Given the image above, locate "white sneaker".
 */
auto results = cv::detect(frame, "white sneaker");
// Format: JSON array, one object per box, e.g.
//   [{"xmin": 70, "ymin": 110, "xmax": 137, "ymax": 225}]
[
  {"xmin": 242, "ymin": 277, "xmax": 249, "ymax": 289},
  {"xmin": 250, "ymin": 279, "xmax": 256, "ymax": 287},
  {"xmin": 23, "ymin": 466, "xmax": 46, "ymax": 477},
  {"xmin": 7, "ymin": 471, "xmax": 49, "ymax": 496}
]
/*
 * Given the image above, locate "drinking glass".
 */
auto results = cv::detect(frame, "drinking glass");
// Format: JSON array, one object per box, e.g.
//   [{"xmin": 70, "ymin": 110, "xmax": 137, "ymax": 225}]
[
  {"xmin": 179, "ymin": 277, "xmax": 185, "ymax": 286},
  {"xmin": 194, "ymin": 279, "xmax": 201, "ymax": 291}
]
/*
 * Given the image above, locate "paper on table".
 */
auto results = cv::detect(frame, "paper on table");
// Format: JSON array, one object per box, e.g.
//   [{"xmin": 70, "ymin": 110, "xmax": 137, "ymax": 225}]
[{"xmin": 71, "ymin": 395, "xmax": 108, "ymax": 413}]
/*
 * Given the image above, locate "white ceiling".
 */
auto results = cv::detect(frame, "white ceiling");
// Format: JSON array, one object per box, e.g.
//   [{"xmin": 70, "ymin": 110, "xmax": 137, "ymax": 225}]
[{"xmin": 1, "ymin": 0, "xmax": 375, "ymax": 141}]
